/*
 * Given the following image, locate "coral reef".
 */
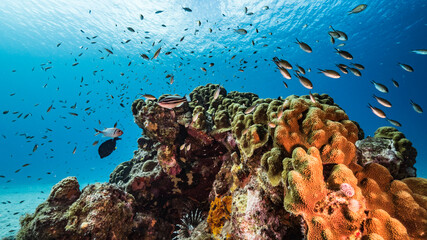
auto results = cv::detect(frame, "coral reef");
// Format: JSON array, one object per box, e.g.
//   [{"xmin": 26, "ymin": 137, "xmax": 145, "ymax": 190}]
[
  {"xmin": 17, "ymin": 177, "xmax": 134, "ymax": 240},
  {"xmin": 15, "ymin": 84, "xmax": 426, "ymax": 240}
]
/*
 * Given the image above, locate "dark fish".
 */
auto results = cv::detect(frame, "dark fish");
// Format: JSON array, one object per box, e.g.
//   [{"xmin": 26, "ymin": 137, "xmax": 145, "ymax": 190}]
[
  {"xmin": 140, "ymin": 54, "xmax": 149, "ymax": 60},
  {"xmin": 57, "ymin": 42, "xmax": 62, "ymax": 47},
  {"xmin": 155, "ymin": 10, "xmax": 163, "ymax": 14},
  {"xmin": 104, "ymin": 48, "xmax": 113, "ymax": 54},
  {"xmin": 182, "ymin": 7, "xmax": 192, "ymax": 12},
  {"xmin": 152, "ymin": 47, "xmax": 161, "ymax": 60},
  {"xmin": 391, "ymin": 79, "xmax": 399, "ymax": 88},
  {"xmin": 33, "ymin": 144, "xmax": 38, "ymax": 152},
  {"xmin": 98, "ymin": 137, "xmax": 121, "ymax": 158},
  {"xmin": 72, "ymin": 62, "xmax": 79, "ymax": 66},
  {"xmin": 22, "ymin": 164, "xmax": 30, "ymax": 167},
  {"xmin": 140, "ymin": 14, "xmax": 144, "ymax": 20},
  {"xmin": 127, "ymin": 27, "xmax": 135, "ymax": 32}
]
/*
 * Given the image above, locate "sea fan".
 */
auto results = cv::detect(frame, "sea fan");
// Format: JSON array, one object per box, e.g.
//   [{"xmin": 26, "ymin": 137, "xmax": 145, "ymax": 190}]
[{"xmin": 173, "ymin": 208, "xmax": 205, "ymax": 239}]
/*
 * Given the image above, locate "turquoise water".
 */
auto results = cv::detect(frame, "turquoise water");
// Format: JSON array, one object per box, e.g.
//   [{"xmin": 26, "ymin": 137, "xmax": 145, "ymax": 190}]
[{"xmin": 0, "ymin": 0, "xmax": 426, "ymax": 237}]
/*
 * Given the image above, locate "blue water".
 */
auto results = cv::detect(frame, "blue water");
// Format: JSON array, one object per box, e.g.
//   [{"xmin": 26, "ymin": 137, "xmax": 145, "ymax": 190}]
[{"xmin": 0, "ymin": 0, "xmax": 426, "ymax": 237}]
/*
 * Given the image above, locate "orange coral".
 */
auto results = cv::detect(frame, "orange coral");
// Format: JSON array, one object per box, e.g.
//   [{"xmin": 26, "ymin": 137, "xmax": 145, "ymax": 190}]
[
  {"xmin": 283, "ymin": 147, "xmax": 366, "ymax": 239},
  {"xmin": 354, "ymin": 163, "xmax": 427, "ymax": 239},
  {"xmin": 275, "ymin": 96, "xmax": 358, "ymax": 165},
  {"xmin": 207, "ymin": 195, "xmax": 232, "ymax": 237}
]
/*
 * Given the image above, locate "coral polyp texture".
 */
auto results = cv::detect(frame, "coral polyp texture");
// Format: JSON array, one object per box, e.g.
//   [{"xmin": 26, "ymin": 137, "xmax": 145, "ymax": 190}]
[{"xmin": 15, "ymin": 84, "xmax": 426, "ymax": 240}]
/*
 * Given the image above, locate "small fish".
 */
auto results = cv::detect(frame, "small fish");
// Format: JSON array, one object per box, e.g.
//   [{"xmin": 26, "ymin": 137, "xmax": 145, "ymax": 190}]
[
  {"xmin": 127, "ymin": 27, "xmax": 135, "ymax": 32},
  {"xmin": 170, "ymin": 75, "xmax": 174, "ymax": 85},
  {"xmin": 391, "ymin": 79, "xmax": 399, "ymax": 88},
  {"xmin": 386, "ymin": 118, "xmax": 402, "ymax": 127},
  {"xmin": 92, "ymin": 140, "xmax": 99, "ymax": 146},
  {"xmin": 56, "ymin": 42, "xmax": 62, "ymax": 47},
  {"xmin": 98, "ymin": 137, "xmax": 120, "ymax": 158},
  {"xmin": 72, "ymin": 146, "xmax": 77, "ymax": 154},
  {"xmin": 104, "ymin": 48, "xmax": 113, "ymax": 54},
  {"xmin": 410, "ymin": 100, "xmax": 423, "ymax": 113},
  {"xmin": 329, "ymin": 26, "xmax": 348, "ymax": 41},
  {"xmin": 335, "ymin": 48, "xmax": 353, "ymax": 60},
  {"xmin": 152, "ymin": 47, "xmax": 161, "ymax": 60},
  {"xmin": 295, "ymin": 73, "xmax": 313, "ymax": 89},
  {"xmin": 245, "ymin": 104, "xmax": 258, "ymax": 114},
  {"xmin": 368, "ymin": 104, "xmax": 386, "ymax": 118},
  {"xmin": 278, "ymin": 67, "xmax": 291, "ymax": 79},
  {"xmin": 94, "ymin": 128, "xmax": 124, "ymax": 138},
  {"xmin": 398, "ymin": 63, "xmax": 414, "ymax": 72},
  {"xmin": 72, "ymin": 62, "xmax": 79, "ymax": 66},
  {"xmin": 47, "ymin": 105, "xmax": 53, "ymax": 112},
  {"xmin": 296, "ymin": 38, "xmax": 312, "ymax": 53},
  {"xmin": 318, "ymin": 69, "xmax": 340, "ymax": 78},
  {"xmin": 157, "ymin": 95, "xmax": 190, "ymax": 109},
  {"xmin": 140, "ymin": 14, "xmax": 144, "ymax": 20},
  {"xmin": 142, "ymin": 94, "xmax": 156, "ymax": 100},
  {"xmin": 186, "ymin": 143, "xmax": 191, "ymax": 152},
  {"xmin": 182, "ymin": 7, "xmax": 192, "ymax": 12},
  {"xmin": 180, "ymin": 144, "xmax": 186, "ymax": 151},
  {"xmin": 373, "ymin": 94, "xmax": 392, "ymax": 108},
  {"xmin": 282, "ymin": 81, "xmax": 288, "ymax": 88},
  {"xmin": 213, "ymin": 86, "xmax": 221, "ymax": 100},
  {"xmin": 69, "ymin": 112, "xmax": 78, "ymax": 116},
  {"xmin": 268, "ymin": 122, "xmax": 276, "ymax": 128},
  {"xmin": 371, "ymin": 80, "xmax": 388, "ymax": 93},
  {"xmin": 411, "ymin": 49, "xmax": 427, "ymax": 55},
  {"xmin": 155, "ymin": 10, "xmax": 163, "ymax": 14},
  {"xmin": 234, "ymin": 29, "xmax": 247, "ymax": 35},
  {"xmin": 348, "ymin": 4, "xmax": 367, "ymax": 14},
  {"xmin": 309, "ymin": 92, "xmax": 316, "ymax": 103},
  {"xmin": 201, "ymin": 67, "xmax": 207, "ymax": 73},
  {"xmin": 273, "ymin": 57, "xmax": 292, "ymax": 69},
  {"xmin": 140, "ymin": 54, "xmax": 149, "ymax": 60},
  {"xmin": 348, "ymin": 67, "xmax": 361, "ymax": 77},
  {"xmin": 351, "ymin": 63, "xmax": 364, "ymax": 70},
  {"xmin": 336, "ymin": 64, "xmax": 348, "ymax": 74},
  {"xmin": 33, "ymin": 144, "xmax": 38, "ymax": 152},
  {"xmin": 22, "ymin": 164, "xmax": 30, "ymax": 167},
  {"xmin": 262, "ymin": 6, "xmax": 269, "ymax": 10},
  {"xmin": 197, "ymin": 20, "xmax": 201, "ymax": 26}
]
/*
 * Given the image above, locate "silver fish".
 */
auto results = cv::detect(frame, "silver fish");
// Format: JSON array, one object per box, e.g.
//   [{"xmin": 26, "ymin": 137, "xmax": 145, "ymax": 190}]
[
  {"xmin": 318, "ymin": 69, "xmax": 340, "ymax": 79},
  {"xmin": 213, "ymin": 86, "xmax": 221, "ymax": 100},
  {"xmin": 348, "ymin": 4, "xmax": 367, "ymax": 14},
  {"xmin": 296, "ymin": 38, "xmax": 312, "ymax": 53},
  {"xmin": 398, "ymin": 63, "xmax": 414, "ymax": 72},
  {"xmin": 391, "ymin": 79, "xmax": 399, "ymax": 88},
  {"xmin": 386, "ymin": 118, "xmax": 402, "ymax": 127},
  {"xmin": 368, "ymin": 104, "xmax": 386, "ymax": 118},
  {"xmin": 245, "ymin": 104, "xmax": 258, "ymax": 114},
  {"xmin": 411, "ymin": 49, "xmax": 427, "ymax": 55},
  {"xmin": 410, "ymin": 100, "xmax": 423, "ymax": 113},
  {"xmin": 234, "ymin": 29, "xmax": 247, "ymax": 35},
  {"xmin": 335, "ymin": 48, "xmax": 353, "ymax": 60},
  {"xmin": 371, "ymin": 80, "xmax": 388, "ymax": 93},
  {"xmin": 373, "ymin": 94, "xmax": 392, "ymax": 108},
  {"xmin": 278, "ymin": 67, "xmax": 291, "ymax": 79},
  {"xmin": 295, "ymin": 73, "xmax": 313, "ymax": 89},
  {"xmin": 351, "ymin": 63, "xmax": 365, "ymax": 70},
  {"xmin": 348, "ymin": 67, "xmax": 361, "ymax": 77}
]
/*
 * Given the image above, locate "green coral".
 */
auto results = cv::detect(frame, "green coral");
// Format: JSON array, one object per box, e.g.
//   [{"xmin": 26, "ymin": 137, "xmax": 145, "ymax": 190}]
[{"xmin": 261, "ymin": 147, "xmax": 284, "ymax": 187}]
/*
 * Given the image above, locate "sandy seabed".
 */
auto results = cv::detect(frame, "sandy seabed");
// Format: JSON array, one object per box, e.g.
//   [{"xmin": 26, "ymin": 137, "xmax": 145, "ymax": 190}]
[{"xmin": 0, "ymin": 184, "xmax": 56, "ymax": 239}]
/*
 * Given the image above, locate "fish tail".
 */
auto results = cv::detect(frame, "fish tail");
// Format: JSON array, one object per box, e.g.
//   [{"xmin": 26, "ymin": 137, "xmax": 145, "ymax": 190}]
[
  {"xmin": 94, "ymin": 128, "xmax": 101, "ymax": 136},
  {"xmin": 295, "ymin": 38, "xmax": 300, "ymax": 43}
]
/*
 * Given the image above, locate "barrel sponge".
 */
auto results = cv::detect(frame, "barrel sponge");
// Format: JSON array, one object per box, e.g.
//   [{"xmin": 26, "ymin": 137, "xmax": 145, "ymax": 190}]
[
  {"xmin": 238, "ymin": 124, "xmax": 269, "ymax": 158},
  {"xmin": 356, "ymin": 163, "xmax": 427, "ymax": 239},
  {"xmin": 283, "ymin": 147, "xmax": 366, "ymax": 239},
  {"xmin": 260, "ymin": 147, "xmax": 283, "ymax": 187},
  {"xmin": 274, "ymin": 96, "xmax": 358, "ymax": 165}
]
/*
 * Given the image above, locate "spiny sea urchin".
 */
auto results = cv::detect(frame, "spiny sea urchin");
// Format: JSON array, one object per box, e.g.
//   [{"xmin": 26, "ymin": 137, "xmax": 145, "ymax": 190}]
[{"xmin": 173, "ymin": 208, "xmax": 205, "ymax": 239}]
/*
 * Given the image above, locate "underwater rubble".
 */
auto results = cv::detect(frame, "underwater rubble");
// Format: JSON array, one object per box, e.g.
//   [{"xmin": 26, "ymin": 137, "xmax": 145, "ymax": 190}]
[{"xmin": 13, "ymin": 84, "xmax": 427, "ymax": 240}]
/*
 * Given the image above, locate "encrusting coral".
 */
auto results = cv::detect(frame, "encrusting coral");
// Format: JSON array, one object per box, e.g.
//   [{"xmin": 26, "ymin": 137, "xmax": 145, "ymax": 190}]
[{"xmin": 15, "ymin": 84, "xmax": 427, "ymax": 240}]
